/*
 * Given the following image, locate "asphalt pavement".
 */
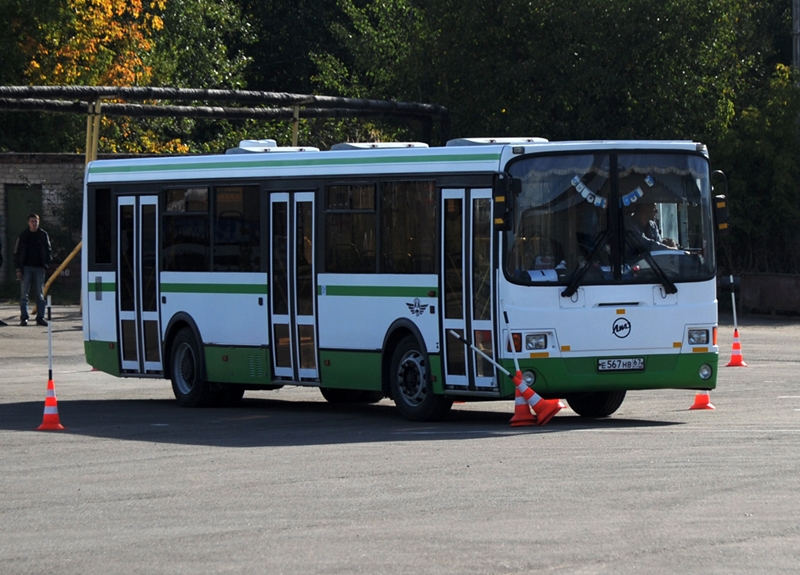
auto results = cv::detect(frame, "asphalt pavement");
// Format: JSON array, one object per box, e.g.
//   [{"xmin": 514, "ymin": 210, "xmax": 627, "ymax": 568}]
[{"xmin": 0, "ymin": 303, "xmax": 798, "ymax": 575}]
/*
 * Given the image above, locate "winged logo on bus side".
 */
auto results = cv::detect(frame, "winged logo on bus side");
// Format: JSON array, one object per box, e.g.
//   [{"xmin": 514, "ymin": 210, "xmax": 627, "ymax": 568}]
[{"xmin": 406, "ymin": 298, "xmax": 428, "ymax": 317}]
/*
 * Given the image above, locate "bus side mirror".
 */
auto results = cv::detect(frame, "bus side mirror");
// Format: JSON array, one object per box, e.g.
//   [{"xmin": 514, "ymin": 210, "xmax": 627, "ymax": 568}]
[
  {"xmin": 712, "ymin": 170, "xmax": 730, "ymax": 236},
  {"xmin": 493, "ymin": 174, "xmax": 521, "ymax": 231},
  {"xmin": 714, "ymin": 195, "xmax": 730, "ymax": 236}
]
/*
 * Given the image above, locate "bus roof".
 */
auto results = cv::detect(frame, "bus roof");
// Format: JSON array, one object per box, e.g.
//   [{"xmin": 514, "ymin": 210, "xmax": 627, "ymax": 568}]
[{"xmin": 85, "ymin": 139, "xmax": 707, "ymax": 184}]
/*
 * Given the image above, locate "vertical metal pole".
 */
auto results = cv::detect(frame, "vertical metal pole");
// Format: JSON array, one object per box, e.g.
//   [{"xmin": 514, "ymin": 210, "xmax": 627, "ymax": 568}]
[
  {"xmin": 47, "ymin": 296, "xmax": 53, "ymax": 382},
  {"xmin": 85, "ymin": 100, "xmax": 96, "ymax": 165},
  {"xmin": 794, "ymin": 0, "xmax": 800, "ymax": 72},
  {"xmin": 730, "ymin": 274, "xmax": 738, "ymax": 330},
  {"xmin": 85, "ymin": 99, "xmax": 103, "ymax": 165},
  {"xmin": 90, "ymin": 99, "xmax": 102, "ymax": 163},
  {"xmin": 292, "ymin": 105, "xmax": 300, "ymax": 147}
]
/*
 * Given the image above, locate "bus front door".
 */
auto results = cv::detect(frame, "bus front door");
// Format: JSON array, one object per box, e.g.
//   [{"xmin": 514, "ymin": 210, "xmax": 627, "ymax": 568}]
[
  {"xmin": 269, "ymin": 192, "xmax": 319, "ymax": 382},
  {"xmin": 441, "ymin": 188, "xmax": 498, "ymax": 393},
  {"xmin": 117, "ymin": 195, "xmax": 162, "ymax": 375}
]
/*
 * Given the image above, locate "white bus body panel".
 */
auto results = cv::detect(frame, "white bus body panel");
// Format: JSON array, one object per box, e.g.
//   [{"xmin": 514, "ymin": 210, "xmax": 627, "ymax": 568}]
[
  {"xmin": 498, "ymin": 279, "xmax": 718, "ymax": 359},
  {"xmin": 86, "ymin": 148, "xmax": 505, "ymax": 184},
  {"xmin": 317, "ymin": 274, "xmax": 440, "ymax": 354},
  {"xmin": 84, "ymin": 271, "xmax": 118, "ymax": 343},
  {"xmin": 160, "ymin": 272, "xmax": 269, "ymax": 346}
]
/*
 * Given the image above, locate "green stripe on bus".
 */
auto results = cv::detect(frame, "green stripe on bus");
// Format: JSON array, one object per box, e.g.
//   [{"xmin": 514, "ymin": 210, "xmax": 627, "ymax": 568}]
[
  {"xmin": 87, "ymin": 152, "xmax": 501, "ymax": 175},
  {"xmin": 161, "ymin": 283, "xmax": 268, "ymax": 295},
  {"xmin": 319, "ymin": 349, "xmax": 382, "ymax": 391},
  {"xmin": 84, "ymin": 340, "xmax": 121, "ymax": 377},
  {"xmin": 319, "ymin": 285, "xmax": 435, "ymax": 297},
  {"xmin": 87, "ymin": 282, "xmax": 116, "ymax": 292},
  {"xmin": 499, "ymin": 352, "xmax": 719, "ymax": 397}
]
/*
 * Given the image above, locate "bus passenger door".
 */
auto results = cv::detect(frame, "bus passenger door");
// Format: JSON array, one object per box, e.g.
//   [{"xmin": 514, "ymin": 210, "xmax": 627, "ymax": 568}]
[
  {"xmin": 441, "ymin": 188, "xmax": 497, "ymax": 392},
  {"xmin": 269, "ymin": 192, "xmax": 319, "ymax": 381},
  {"xmin": 117, "ymin": 195, "xmax": 162, "ymax": 374}
]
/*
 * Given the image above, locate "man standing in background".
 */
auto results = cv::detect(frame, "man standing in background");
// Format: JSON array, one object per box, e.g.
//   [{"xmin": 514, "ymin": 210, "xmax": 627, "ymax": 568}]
[{"xmin": 14, "ymin": 213, "xmax": 52, "ymax": 326}]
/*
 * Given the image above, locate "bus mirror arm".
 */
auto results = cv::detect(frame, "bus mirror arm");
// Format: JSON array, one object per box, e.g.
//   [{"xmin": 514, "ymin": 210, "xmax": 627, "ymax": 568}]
[
  {"xmin": 493, "ymin": 174, "xmax": 521, "ymax": 232},
  {"xmin": 561, "ymin": 229, "xmax": 610, "ymax": 299},
  {"xmin": 712, "ymin": 171, "xmax": 730, "ymax": 237},
  {"xmin": 625, "ymin": 231, "xmax": 678, "ymax": 295}
]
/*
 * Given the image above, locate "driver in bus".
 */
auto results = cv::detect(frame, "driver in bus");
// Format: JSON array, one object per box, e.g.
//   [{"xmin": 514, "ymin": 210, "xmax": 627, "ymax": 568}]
[{"xmin": 626, "ymin": 202, "xmax": 677, "ymax": 252}]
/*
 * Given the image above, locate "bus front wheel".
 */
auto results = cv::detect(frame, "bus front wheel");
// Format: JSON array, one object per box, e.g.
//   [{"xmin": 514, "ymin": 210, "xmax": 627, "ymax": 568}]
[
  {"xmin": 170, "ymin": 328, "xmax": 215, "ymax": 407},
  {"xmin": 565, "ymin": 390, "xmax": 626, "ymax": 417},
  {"xmin": 389, "ymin": 336, "xmax": 452, "ymax": 421}
]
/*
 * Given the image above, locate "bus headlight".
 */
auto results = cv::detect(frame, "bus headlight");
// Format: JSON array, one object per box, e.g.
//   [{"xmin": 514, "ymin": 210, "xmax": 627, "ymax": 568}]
[
  {"xmin": 688, "ymin": 329, "xmax": 709, "ymax": 345},
  {"xmin": 522, "ymin": 370, "xmax": 536, "ymax": 385},
  {"xmin": 526, "ymin": 334, "xmax": 547, "ymax": 350},
  {"xmin": 699, "ymin": 364, "xmax": 713, "ymax": 380}
]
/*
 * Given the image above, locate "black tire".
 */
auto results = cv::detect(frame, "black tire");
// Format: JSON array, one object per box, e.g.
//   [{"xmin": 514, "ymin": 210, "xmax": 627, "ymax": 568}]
[
  {"xmin": 565, "ymin": 390, "xmax": 626, "ymax": 417},
  {"xmin": 389, "ymin": 335, "xmax": 452, "ymax": 421},
  {"xmin": 170, "ymin": 328, "xmax": 215, "ymax": 407}
]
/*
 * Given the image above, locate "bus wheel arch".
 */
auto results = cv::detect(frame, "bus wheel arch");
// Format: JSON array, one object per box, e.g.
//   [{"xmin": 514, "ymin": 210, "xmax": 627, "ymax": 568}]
[
  {"xmin": 163, "ymin": 313, "xmax": 204, "ymax": 369},
  {"xmin": 383, "ymin": 323, "xmax": 452, "ymax": 422},
  {"xmin": 163, "ymin": 315, "xmax": 214, "ymax": 407},
  {"xmin": 380, "ymin": 320, "xmax": 425, "ymax": 399}
]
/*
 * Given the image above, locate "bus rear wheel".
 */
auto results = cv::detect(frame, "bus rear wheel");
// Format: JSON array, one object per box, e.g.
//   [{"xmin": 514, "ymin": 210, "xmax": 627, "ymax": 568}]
[
  {"xmin": 565, "ymin": 390, "xmax": 626, "ymax": 417},
  {"xmin": 389, "ymin": 336, "xmax": 452, "ymax": 421},
  {"xmin": 170, "ymin": 328, "xmax": 215, "ymax": 407}
]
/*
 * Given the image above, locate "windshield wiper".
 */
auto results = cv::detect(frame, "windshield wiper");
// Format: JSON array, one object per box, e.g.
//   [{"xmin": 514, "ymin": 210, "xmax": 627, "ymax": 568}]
[
  {"xmin": 624, "ymin": 230, "xmax": 677, "ymax": 295},
  {"xmin": 561, "ymin": 229, "xmax": 609, "ymax": 299}
]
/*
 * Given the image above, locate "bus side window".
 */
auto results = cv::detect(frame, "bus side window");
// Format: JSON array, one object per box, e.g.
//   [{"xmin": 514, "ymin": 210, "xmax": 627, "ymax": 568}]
[
  {"xmin": 324, "ymin": 184, "xmax": 377, "ymax": 273},
  {"xmin": 380, "ymin": 180, "xmax": 436, "ymax": 274},
  {"xmin": 92, "ymin": 188, "xmax": 112, "ymax": 265},
  {"xmin": 163, "ymin": 187, "xmax": 210, "ymax": 272},
  {"xmin": 213, "ymin": 185, "xmax": 261, "ymax": 272}
]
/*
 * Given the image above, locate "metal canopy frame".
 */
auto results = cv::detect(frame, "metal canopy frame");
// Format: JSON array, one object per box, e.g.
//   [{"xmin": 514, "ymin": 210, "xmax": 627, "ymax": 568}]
[
  {"xmin": 0, "ymin": 85, "xmax": 451, "ymax": 162},
  {"xmin": 0, "ymin": 86, "xmax": 449, "ymax": 306}
]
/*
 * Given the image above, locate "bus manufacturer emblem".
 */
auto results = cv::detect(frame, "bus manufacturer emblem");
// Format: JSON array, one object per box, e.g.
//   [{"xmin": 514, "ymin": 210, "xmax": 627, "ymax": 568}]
[
  {"xmin": 612, "ymin": 318, "xmax": 631, "ymax": 339},
  {"xmin": 406, "ymin": 298, "xmax": 428, "ymax": 317}
]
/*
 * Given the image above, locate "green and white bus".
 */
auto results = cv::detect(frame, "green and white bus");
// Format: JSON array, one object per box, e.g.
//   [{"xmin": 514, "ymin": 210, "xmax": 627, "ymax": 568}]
[{"xmin": 82, "ymin": 137, "xmax": 727, "ymax": 421}]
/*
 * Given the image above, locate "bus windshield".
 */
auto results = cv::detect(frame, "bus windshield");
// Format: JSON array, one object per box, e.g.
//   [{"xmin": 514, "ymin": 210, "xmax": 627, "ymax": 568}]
[{"xmin": 504, "ymin": 151, "xmax": 715, "ymax": 288}]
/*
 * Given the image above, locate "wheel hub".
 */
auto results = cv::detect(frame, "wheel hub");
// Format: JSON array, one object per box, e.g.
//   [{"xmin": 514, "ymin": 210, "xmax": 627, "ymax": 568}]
[
  {"xmin": 175, "ymin": 343, "xmax": 196, "ymax": 394},
  {"xmin": 396, "ymin": 351, "xmax": 427, "ymax": 406}
]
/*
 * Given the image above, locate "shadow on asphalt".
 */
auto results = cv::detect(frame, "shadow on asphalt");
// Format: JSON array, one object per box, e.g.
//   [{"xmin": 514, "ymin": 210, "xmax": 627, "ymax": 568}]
[{"xmin": 0, "ymin": 396, "xmax": 682, "ymax": 447}]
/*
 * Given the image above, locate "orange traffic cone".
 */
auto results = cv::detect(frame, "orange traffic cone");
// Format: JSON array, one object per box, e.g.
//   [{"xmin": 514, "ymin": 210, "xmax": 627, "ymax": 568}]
[
  {"xmin": 726, "ymin": 329, "xmax": 747, "ymax": 367},
  {"xmin": 689, "ymin": 390, "xmax": 716, "ymax": 410},
  {"xmin": 37, "ymin": 379, "xmax": 66, "ymax": 431},
  {"xmin": 509, "ymin": 387, "xmax": 537, "ymax": 427},
  {"xmin": 512, "ymin": 371, "xmax": 562, "ymax": 426}
]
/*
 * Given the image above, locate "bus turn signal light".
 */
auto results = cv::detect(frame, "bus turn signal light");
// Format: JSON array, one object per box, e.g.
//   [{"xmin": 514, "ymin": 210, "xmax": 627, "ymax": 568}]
[{"xmin": 506, "ymin": 333, "xmax": 522, "ymax": 353}]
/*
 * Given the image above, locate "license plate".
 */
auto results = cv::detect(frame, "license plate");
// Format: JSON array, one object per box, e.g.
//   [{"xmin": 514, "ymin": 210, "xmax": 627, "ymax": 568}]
[{"xmin": 597, "ymin": 357, "xmax": 645, "ymax": 372}]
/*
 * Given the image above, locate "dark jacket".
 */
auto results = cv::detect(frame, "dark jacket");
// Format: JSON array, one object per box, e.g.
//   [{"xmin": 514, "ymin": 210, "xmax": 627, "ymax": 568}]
[{"xmin": 13, "ymin": 228, "xmax": 52, "ymax": 270}]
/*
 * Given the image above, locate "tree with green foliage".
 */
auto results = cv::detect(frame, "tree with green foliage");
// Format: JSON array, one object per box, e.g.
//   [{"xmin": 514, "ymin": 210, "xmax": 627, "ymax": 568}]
[
  {"xmin": 0, "ymin": 0, "xmax": 84, "ymax": 152},
  {"xmin": 313, "ymin": 0, "xmax": 800, "ymax": 272},
  {"xmin": 106, "ymin": 0, "xmax": 256, "ymax": 153},
  {"xmin": 716, "ymin": 64, "xmax": 800, "ymax": 273},
  {"xmin": 234, "ymin": 0, "xmax": 345, "ymax": 94}
]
